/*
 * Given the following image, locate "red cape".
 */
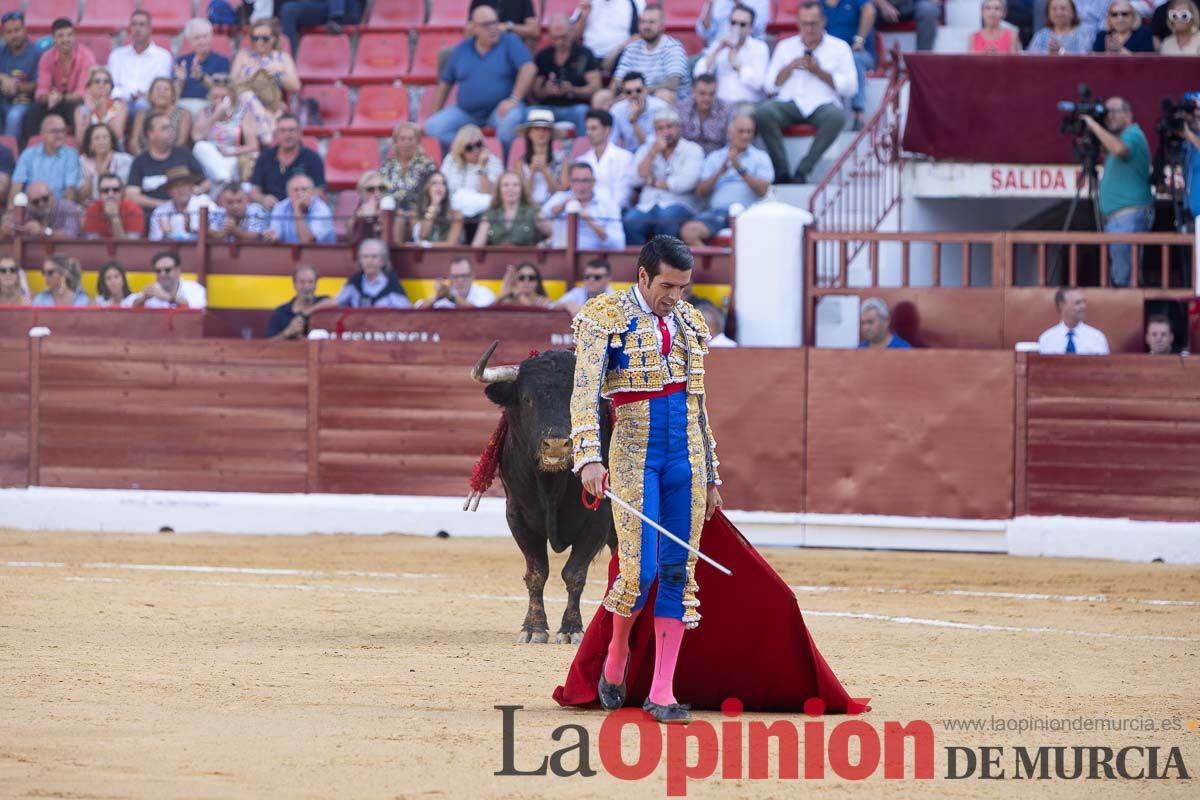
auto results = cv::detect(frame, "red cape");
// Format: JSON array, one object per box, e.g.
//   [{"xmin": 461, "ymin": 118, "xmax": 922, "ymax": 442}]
[{"xmin": 552, "ymin": 510, "xmax": 870, "ymax": 713}]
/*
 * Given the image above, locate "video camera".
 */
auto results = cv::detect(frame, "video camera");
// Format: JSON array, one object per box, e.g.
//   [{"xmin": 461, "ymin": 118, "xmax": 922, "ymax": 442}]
[
  {"xmin": 1157, "ymin": 93, "xmax": 1199, "ymax": 141},
  {"xmin": 1058, "ymin": 84, "xmax": 1106, "ymax": 135}
]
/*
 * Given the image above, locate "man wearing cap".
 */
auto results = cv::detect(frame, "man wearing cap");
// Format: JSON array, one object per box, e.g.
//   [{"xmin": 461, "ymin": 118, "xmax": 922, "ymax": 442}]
[
  {"xmin": 624, "ymin": 108, "xmax": 704, "ymax": 244},
  {"xmin": 147, "ymin": 166, "xmax": 218, "ymax": 241}
]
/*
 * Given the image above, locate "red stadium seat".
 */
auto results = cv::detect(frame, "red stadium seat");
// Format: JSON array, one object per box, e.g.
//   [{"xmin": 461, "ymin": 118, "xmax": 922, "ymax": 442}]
[
  {"xmin": 0, "ymin": 134, "xmax": 16, "ymax": 155},
  {"xmin": 662, "ymin": 0, "xmax": 703, "ymax": 30},
  {"xmin": 483, "ymin": 136, "xmax": 502, "ymax": 161},
  {"xmin": 569, "ymin": 136, "xmax": 589, "ymax": 159},
  {"xmin": 78, "ymin": 0, "xmax": 135, "ymax": 34},
  {"xmin": 298, "ymin": 84, "xmax": 351, "ymax": 136},
  {"xmin": 423, "ymin": 0, "xmax": 471, "ymax": 30},
  {"xmin": 506, "ymin": 136, "xmax": 526, "ymax": 169},
  {"xmin": 417, "ymin": 84, "xmax": 456, "ymax": 123},
  {"xmin": 409, "ymin": 32, "xmax": 460, "ymax": 84},
  {"xmin": 25, "ymin": 0, "xmax": 78, "ymax": 31},
  {"xmin": 349, "ymin": 32, "xmax": 411, "ymax": 84},
  {"xmin": 302, "ymin": 134, "xmax": 323, "ymax": 152},
  {"xmin": 151, "ymin": 34, "xmax": 175, "ymax": 54},
  {"xmin": 671, "ymin": 30, "xmax": 705, "ymax": 57},
  {"xmin": 420, "ymin": 135, "xmax": 443, "ymax": 161},
  {"xmin": 782, "ymin": 124, "xmax": 817, "ymax": 137},
  {"xmin": 77, "ymin": 34, "xmax": 114, "ymax": 64},
  {"xmin": 348, "ymin": 85, "xmax": 410, "ymax": 135},
  {"xmin": 368, "ymin": 0, "xmax": 427, "ymax": 29},
  {"xmin": 332, "ymin": 188, "xmax": 359, "ymax": 240},
  {"xmin": 138, "ymin": 0, "xmax": 194, "ymax": 32},
  {"xmin": 325, "ymin": 136, "xmax": 381, "ymax": 189},
  {"xmin": 540, "ymin": 0, "xmax": 577, "ymax": 22},
  {"xmin": 296, "ymin": 34, "xmax": 351, "ymax": 84}
]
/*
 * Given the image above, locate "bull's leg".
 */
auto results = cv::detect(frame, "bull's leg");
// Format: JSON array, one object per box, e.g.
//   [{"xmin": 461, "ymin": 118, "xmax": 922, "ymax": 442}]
[
  {"xmin": 555, "ymin": 542, "xmax": 596, "ymax": 645},
  {"xmin": 511, "ymin": 521, "xmax": 550, "ymax": 644}
]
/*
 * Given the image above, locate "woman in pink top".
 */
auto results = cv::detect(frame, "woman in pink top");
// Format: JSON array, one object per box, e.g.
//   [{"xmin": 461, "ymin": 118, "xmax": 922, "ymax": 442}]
[{"xmin": 970, "ymin": 0, "xmax": 1023, "ymax": 52}]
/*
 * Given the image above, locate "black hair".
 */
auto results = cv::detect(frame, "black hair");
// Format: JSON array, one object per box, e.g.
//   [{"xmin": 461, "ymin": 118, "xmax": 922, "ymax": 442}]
[
  {"xmin": 585, "ymin": 108, "xmax": 614, "ymax": 129},
  {"xmin": 151, "ymin": 250, "xmax": 181, "ymax": 269},
  {"xmin": 732, "ymin": 2, "xmax": 757, "ymax": 23},
  {"xmin": 96, "ymin": 261, "xmax": 131, "ymax": 302},
  {"xmin": 143, "ymin": 111, "xmax": 167, "ymax": 136},
  {"xmin": 638, "ymin": 235, "xmax": 693, "ymax": 281},
  {"xmin": 621, "ymin": 71, "xmax": 646, "ymax": 86},
  {"xmin": 51, "ymin": 17, "xmax": 73, "ymax": 33},
  {"xmin": 1145, "ymin": 314, "xmax": 1172, "ymax": 328},
  {"xmin": 584, "ymin": 257, "xmax": 611, "ymax": 274},
  {"xmin": 695, "ymin": 73, "xmax": 717, "ymax": 86}
]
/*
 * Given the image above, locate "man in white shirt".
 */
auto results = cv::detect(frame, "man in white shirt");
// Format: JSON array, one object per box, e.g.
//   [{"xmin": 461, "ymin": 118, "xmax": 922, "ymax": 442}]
[
  {"xmin": 551, "ymin": 257, "xmax": 616, "ymax": 315},
  {"xmin": 570, "ymin": 0, "xmax": 647, "ymax": 73},
  {"xmin": 575, "ymin": 109, "xmax": 635, "ymax": 209},
  {"xmin": 107, "ymin": 11, "xmax": 173, "ymax": 113},
  {"xmin": 694, "ymin": 4, "xmax": 770, "ymax": 107},
  {"xmin": 624, "ymin": 108, "xmax": 704, "ymax": 244},
  {"xmin": 122, "ymin": 250, "xmax": 207, "ymax": 309},
  {"xmin": 542, "ymin": 162, "xmax": 625, "ymax": 250},
  {"xmin": 697, "ymin": 0, "xmax": 771, "ymax": 44},
  {"xmin": 423, "ymin": 257, "xmax": 498, "ymax": 309},
  {"xmin": 1037, "ymin": 287, "xmax": 1110, "ymax": 355},
  {"xmin": 753, "ymin": 2, "xmax": 856, "ymax": 184}
]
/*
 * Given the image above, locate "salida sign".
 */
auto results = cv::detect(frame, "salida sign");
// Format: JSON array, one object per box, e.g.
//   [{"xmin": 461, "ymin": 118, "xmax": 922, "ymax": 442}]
[{"xmin": 989, "ymin": 166, "xmax": 1079, "ymax": 192}]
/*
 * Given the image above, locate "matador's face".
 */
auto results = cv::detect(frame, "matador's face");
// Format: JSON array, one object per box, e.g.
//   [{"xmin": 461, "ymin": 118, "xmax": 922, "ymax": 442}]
[{"xmin": 639, "ymin": 264, "xmax": 692, "ymax": 318}]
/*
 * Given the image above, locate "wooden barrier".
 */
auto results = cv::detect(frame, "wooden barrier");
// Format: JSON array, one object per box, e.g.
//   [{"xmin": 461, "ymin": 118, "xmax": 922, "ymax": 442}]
[
  {"xmin": 0, "ymin": 308, "xmax": 206, "ymax": 339},
  {"xmin": 0, "ymin": 338, "xmax": 29, "ymax": 487}
]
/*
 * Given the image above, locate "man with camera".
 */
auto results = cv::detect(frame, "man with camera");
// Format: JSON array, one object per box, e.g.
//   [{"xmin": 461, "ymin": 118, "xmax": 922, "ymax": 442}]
[
  {"xmin": 1080, "ymin": 97, "xmax": 1153, "ymax": 287},
  {"xmin": 1179, "ymin": 95, "xmax": 1200, "ymax": 229}
]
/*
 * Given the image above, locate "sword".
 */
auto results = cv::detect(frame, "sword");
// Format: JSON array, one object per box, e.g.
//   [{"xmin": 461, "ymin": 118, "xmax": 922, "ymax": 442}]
[{"xmin": 584, "ymin": 480, "xmax": 733, "ymax": 577}]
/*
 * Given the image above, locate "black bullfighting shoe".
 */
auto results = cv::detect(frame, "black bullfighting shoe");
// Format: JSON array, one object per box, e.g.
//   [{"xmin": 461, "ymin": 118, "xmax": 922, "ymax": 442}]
[
  {"xmin": 642, "ymin": 698, "xmax": 693, "ymax": 724},
  {"xmin": 597, "ymin": 655, "xmax": 629, "ymax": 711}
]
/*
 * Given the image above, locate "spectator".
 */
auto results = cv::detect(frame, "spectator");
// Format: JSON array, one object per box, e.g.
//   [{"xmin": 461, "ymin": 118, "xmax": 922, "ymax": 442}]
[
  {"xmin": 268, "ymin": 263, "xmax": 339, "ymax": 338},
  {"xmin": 698, "ymin": 0, "xmax": 771, "ymax": 43},
  {"xmin": 611, "ymin": 4, "xmax": 691, "ymax": 102},
  {"xmin": 441, "ymin": 124, "xmax": 504, "ymax": 218},
  {"xmin": 93, "ymin": 261, "xmax": 132, "ymax": 307},
  {"xmin": 422, "ymin": 256, "xmax": 498, "ymax": 308},
  {"xmin": 122, "ymin": 250, "xmax": 207, "ymax": 308},
  {"xmin": 1145, "ymin": 314, "xmax": 1175, "ymax": 354},
  {"xmin": 281, "ymin": 0, "xmax": 364, "ymax": 55},
  {"xmin": 680, "ymin": 114, "xmax": 772, "ymax": 245},
  {"xmin": 610, "ymin": 72, "xmax": 669, "ymax": 152},
  {"xmin": 824, "ymin": 0, "xmax": 879, "ymax": 130},
  {"xmin": 1080, "ymin": 96, "xmax": 1153, "ymax": 286},
  {"xmin": 694, "ymin": 298, "xmax": 737, "ymax": 346},
  {"xmin": 425, "ymin": 4, "xmax": 535, "ymax": 156},
  {"xmin": 695, "ymin": 4, "xmax": 770, "ymax": 108},
  {"xmin": 148, "ymin": 166, "xmax": 216, "ymax": 241},
  {"xmin": 249, "ymin": 113, "xmax": 324, "ymax": 209},
  {"xmin": 126, "ymin": 112, "xmax": 209, "ymax": 218},
  {"xmin": 552, "ymin": 257, "xmax": 614, "ymax": 315},
  {"xmin": 872, "ymin": 0, "xmax": 941, "ymax": 51},
  {"xmin": 1182, "ymin": 96, "xmax": 1200, "ymax": 221},
  {"xmin": 347, "ymin": 170, "xmax": 395, "ymax": 245},
  {"xmin": 175, "ymin": 19, "xmax": 232, "ymax": 116},
  {"xmin": 131, "ymin": 77, "xmax": 193, "ymax": 156},
  {"xmin": 83, "ymin": 172, "xmax": 143, "ymax": 238},
  {"xmin": 971, "ymin": 0, "xmax": 1024, "ymax": 51},
  {"xmin": 573, "ymin": 109, "xmax": 634, "ymax": 209},
  {"xmin": 212, "ymin": 184, "xmax": 270, "ymax": 241},
  {"xmin": 1093, "ymin": 0, "xmax": 1156, "ymax": 49},
  {"xmin": 230, "ymin": 18, "xmax": 300, "ymax": 125},
  {"xmin": 517, "ymin": 108, "xmax": 565, "ymax": 205},
  {"xmin": 74, "ymin": 67, "xmax": 129, "ymax": 148},
  {"xmin": 495, "ymin": 261, "xmax": 551, "ymax": 306},
  {"xmin": 381, "ymin": 122, "xmax": 436, "ymax": 214},
  {"xmin": 1160, "ymin": 0, "xmax": 1200, "ymax": 52},
  {"xmin": 265, "ymin": 172, "xmax": 335, "ymax": 244},
  {"xmin": 472, "ymin": 170, "xmax": 550, "ymax": 246},
  {"xmin": 0, "ymin": 179, "xmax": 83, "ymax": 240},
  {"xmin": 32, "ymin": 254, "xmax": 89, "ymax": 306},
  {"xmin": 570, "ymin": 0, "xmax": 647, "ymax": 72},
  {"xmin": 532, "ymin": 14, "xmax": 602, "ymax": 134},
  {"xmin": 336, "ymin": 238, "xmax": 412, "ymax": 309},
  {"xmin": 25, "ymin": 18, "xmax": 94, "ymax": 143},
  {"xmin": 678, "ymin": 74, "xmax": 733, "ymax": 154},
  {"xmin": 407, "ymin": 171, "xmax": 465, "ymax": 245},
  {"xmin": 0, "ymin": 137, "xmax": 12, "ymax": 201},
  {"xmin": 0, "ymin": 12, "xmax": 39, "ymax": 141},
  {"xmin": 541, "ymin": 161, "xmax": 625, "ymax": 249},
  {"xmin": 1037, "ymin": 287, "xmax": 1108, "ymax": 354},
  {"xmin": 1028, "ymin": 0, "xmax": 1093, "ymax": 52},
  {"xmin": 755, "ymin": 2, "xmax": 856, "ymax": 184},
  {"xmin": 469, "ymin": 0, "xmax": 540, "ymax": 43},
  {"xmin": 108, "ymin": 11, "xmax": 173, "ymax": 112},
  {"xmin": 859, "ymin": 297, "xmax": 911, "ymax": 348},
  {"xmin": 625, "ymin": 108, "xmax": 704, "ymax": 244},
  {"xmin": 191, "ymin": 75, "xmax": 261, "ymax": 186},
  {"xmin": 11, "ymin": 117, "xmax": 80, "ymax": 203},
  {"xmin": 0, "ymin": 255, "xmax": 29, "ymax": 304},
  {"xmin": 77, "ymin": 123, "xmax": 133, "ymax": 202}
]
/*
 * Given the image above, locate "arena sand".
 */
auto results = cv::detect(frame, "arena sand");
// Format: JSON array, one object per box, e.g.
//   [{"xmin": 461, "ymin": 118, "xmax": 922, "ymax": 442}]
[{"xmin": 0, "ymin": 530, "xmax": 1197, "ymax": 799}]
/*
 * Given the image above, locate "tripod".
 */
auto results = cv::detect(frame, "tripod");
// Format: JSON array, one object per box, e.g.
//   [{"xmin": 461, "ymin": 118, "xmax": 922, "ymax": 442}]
[{"xmin": 1062, "ymin": 148, "xmax": 1103, "ymax": 233}]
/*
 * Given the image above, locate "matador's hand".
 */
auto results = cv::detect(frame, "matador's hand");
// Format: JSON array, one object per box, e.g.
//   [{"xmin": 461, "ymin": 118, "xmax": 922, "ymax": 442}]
[
  {"xmin": 705, "ymin": 485, "xmax": 723, "ymax": 520},
  {"xmin": 581, "ymin": 462, "xmax": 608, "ymax": 500}
]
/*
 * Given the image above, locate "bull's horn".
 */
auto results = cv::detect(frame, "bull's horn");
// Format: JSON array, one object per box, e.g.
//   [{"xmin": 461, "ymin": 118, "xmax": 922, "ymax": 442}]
[{"xmin": 470, "ymin": 340, "xmax": 519, "ymax": 384}]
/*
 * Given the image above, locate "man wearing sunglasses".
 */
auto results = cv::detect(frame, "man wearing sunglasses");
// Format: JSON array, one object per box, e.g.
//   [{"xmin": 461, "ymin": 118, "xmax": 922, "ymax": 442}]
[
  {"xmin": 83, "ymin": 172, "xmax": 144, "ymax": 238},
  {"xmin": 551, "ymin": 257, "xmax": 614, "ymax": 316},
  {"xmin": 10, "ymin": 114, "xmax": 80, "ymax": 204},
  {"xmin": 0, "ymin": 11, "xmax": 39, "ymax": 141},
  {"xmin": 610, "ymin": 72, "xmax": 668, "ymax": 152},
  {"xmin": 695, "ymin": 4, "xmax": 770, "ymax": 106},
  {"xmin": 122, "ymin": 250, "xmax": 207, "ymax": 309},
  {"xmin": 697, "ymin": 0, "xmax": 770, "ymax": 44},
  {"xmin": 0, "ymin": 179, "xmax": 82, "ymax": 241}
]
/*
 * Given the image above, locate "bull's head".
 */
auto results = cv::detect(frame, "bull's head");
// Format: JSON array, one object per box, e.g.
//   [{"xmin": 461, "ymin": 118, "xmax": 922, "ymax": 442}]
[{"xmin": 472, "ymin": 340, "xmax": 574, "ymax": 473}]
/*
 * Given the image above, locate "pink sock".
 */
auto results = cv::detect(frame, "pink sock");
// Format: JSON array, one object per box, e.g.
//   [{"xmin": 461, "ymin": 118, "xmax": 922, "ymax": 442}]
[
  {"xmin": 648, "ymin": 616, "xmax": 685, "ymax": 706},
  {"xmin": 603, "ymin": 608, "xmax": 640, "ymax": 684}
]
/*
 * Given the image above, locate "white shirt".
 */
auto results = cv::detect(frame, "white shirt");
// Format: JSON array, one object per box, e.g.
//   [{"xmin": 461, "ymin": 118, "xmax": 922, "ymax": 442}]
[
  {"xmin": 431, "ymin": 282, "xmax": 496, "ymax": 309},
  {"xmin": 540, "ymin": 190, "xmax": 625, "ymax": 250},
  {"xmin": 551, "ymin": 285, "xmax": 615, "ymax": 311},
  {"xmin": 148, "ymin": 194, "xmax": 218, "ymax": 241},
  {"xmin": 632, "ymin": 285, "xmax": 677, "ymax": 349},
  {"xmin": 571, "ymin": 0, "xmax": 646, "ymax": 59},
  {"xmin": 632, "ymin": 137, "xmax": 705, "ymax": 214},
  {"xmin": 765, "ymin": 33, "xmax": 857, "ymax": 116},
  {"xmin": 577, "ymin": 143, "xmax": 635, "ymax": 209},
  {"xmin": 694, "ymin": 36, "xmax": 770, "ymax": 105},
  {"xmin": 709, "ymin": 332, "xmax": 737, "ymax": 347},
  {"xmin": 121, "ymin": 278, "xmax": 208, "ymax": 309},
  {"xmin": 107, "ymin": 42, "xmax": 174, "ymax": 102},
  {"xmin": 1037, "ymin": 321, "xmax": 1110, "ymax": 355}
]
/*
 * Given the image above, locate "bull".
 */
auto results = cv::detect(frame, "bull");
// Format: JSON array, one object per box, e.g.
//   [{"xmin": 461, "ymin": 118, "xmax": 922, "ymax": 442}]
[{"xmin": 469, "ymin": 341, "xmax": 615, "ymax": 644}]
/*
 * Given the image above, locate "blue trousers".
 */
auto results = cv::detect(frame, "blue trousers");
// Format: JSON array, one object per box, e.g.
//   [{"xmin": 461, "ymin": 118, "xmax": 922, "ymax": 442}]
[
  {"xmin": 623, "ymin": 203, "xmax": 693, "ymax": 245},
  {"xmin": 280, "ymin": 0, "xmax": 363, "ymax": 54},
  {"xmin": 1104, "ymin": 205, "xmax": 1154, "ymax": 287},
  {"xmin": 851, "ymin": 49, "xmax": 874, "ymax": 113},
  {"xmin": 424, "ymin": 101, "xmax": 527, "ymax": 157}
]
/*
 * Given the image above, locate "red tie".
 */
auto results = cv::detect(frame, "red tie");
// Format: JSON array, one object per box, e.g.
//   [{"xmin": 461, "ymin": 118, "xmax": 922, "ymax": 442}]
[{"xmin": 656, "ymin": 315, "xmax": 670, "ymax": 356}]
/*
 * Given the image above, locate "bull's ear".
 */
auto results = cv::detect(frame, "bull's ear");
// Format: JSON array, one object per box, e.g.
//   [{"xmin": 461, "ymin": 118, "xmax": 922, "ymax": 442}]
[{"xmin": 484, "ymin": 382, "xmax": 518, "ymax": 407}]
